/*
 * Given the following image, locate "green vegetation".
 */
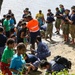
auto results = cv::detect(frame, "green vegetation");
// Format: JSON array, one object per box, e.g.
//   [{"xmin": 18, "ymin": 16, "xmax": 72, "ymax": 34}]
[{"xmin": 45, "ymin": 69, "xmax": 75, "ymax": 75}]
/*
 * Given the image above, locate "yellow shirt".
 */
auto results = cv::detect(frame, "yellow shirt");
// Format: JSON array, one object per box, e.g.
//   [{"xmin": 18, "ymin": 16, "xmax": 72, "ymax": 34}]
[{"xmin": 36, "ymin": 13, "xmax": 44, "ymax": 19}]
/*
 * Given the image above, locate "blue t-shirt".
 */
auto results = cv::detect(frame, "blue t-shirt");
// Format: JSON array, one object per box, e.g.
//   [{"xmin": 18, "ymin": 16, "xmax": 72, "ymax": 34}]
[
  {"xmin": 62, "ymin": 14, "xmax": 70, "ymax": 23},
  {"xmin": 47, "ymin": 16, "xmax": 55, "ymax": 23},
  {"xmin": 36, "ymin": 42, "xmax": 51, "ymax": 60},
  {"xmin": 71, "ymin": 14, "xmax": 75, "ymax": 24},
  {"xmin": 26, "ymin": 54, "xmax": 40, "ymax": 68},
  {"xmin": 56, "ymin": 11, "xmax": 61, "ymax": 19},
  {"xmin": 10, "ymin": 18, "xmax": 15, "ymax": 29},
  {"xmin": 10, "ymin": 54, "xmax": 26, "ymax": 74},
  {"xmin": 46, "ymin": 61, "xmax": 65, "ymax": 73},
  {"xmin": 26, "ymin": 54, "xmax": 38, "ymax": 64}
]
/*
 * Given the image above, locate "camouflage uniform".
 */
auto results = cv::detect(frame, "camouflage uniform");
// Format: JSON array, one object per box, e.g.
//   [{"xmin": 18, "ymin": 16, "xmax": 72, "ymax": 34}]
[
  {"xmin": 45, "ymin": 23, "xmax": 53, "ymax": 40},
  {"xmin": 55, "ymin": 18, "xmax": 61, "ymax": 29}
]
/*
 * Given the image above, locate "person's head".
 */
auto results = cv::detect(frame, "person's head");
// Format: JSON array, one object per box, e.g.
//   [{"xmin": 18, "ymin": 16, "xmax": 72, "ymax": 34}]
[
  {"xmin": 6, "ymin": 38, "xmax": 15, "ymax": 49},
  {"xmin": 72, "ymin": 9, "xmax": 75, "ymax": 14},
  {"xmin": 48, "ymin": 9, "xmax": 51, "ymax": 13},
  {"xmin": 6, "ymin": 14, "xmax": 11, "ymax": 20},
  {"xmin": 8, "ymin": 9, "xmax": 12, "ymax": 14},
  {"xmin": 36, "ymin": 35, "xmax": 42, "ymax": 43},
  {"xmin": 39, "ymin": 10, "xmax": 42, "ymax": 14},
  {"xmin": 0, "ymin": 26, "xmax": 4, "ymax": 33},
  {"xmin": 21, "ymin": 21, "xmax": 26, "ymax": 28},
  {"xmin": 23, "ymin": 8, "xmax": 29, "ymax": 15},
  {"xmin": 17, "ymin": 43, "xmax": 26, "ymax": 55},
  {"xmin": 25, "ymin": 8, "xmax": 29, "ymax": 11},
  {"xmin": 59, "ymin": 4, "xmax": 64, "ymax": 8},
  {"xmin": 56, "ymin": 7, "xmax": 59, "ymax": 11},
  {"xmin": 71, "ymin": 6, "xmax": 75, "ymax": 10},
  {"xmin": 10, "ymin": 34, "xmax": 16, "ymax": 40},
  {"xmin": 11, "ymin": 13, "xmax": 14, "ymax": 18},
  {"xmin": 3, "ymin": 14, "xmax": 6, "ymax": 18},
  {"xmin": 26, "ymin": 14, "xmax": 32, "ymax": 22},
  {"xmin": 40, "ymin": 60, "xmax": 50, "ymax": 69},
  {"xmin": 65, "ymin": 9, "xmax": 70, "ymax": 14}
]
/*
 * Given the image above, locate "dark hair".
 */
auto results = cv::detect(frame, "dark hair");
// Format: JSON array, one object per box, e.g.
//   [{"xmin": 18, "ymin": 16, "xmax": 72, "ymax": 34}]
[
  {"xmin": 6, "ymin": 14, "xmax": 11, "ymax": 18},
  {"xmin": 3, "ymin": 15, "xmax": 6, "ymax": 17},
  {"xmin": 36, "ymin": 35, "xmax": 41, "ymax": 42},
  {"xmin": 65, "ymin": 9, "xmax": 70, "ymax": 12},
  {"xmin": 7, "ymin": 38, "xmax": 15, "ymax": 45},
  {"xmin": 17, "ymin": 43, "xmax": 26, "ymax": 50},
  {"xmin": 11, "ymin": 13, "xmax": 14, "ymax": 17},
  {"xmin": 21, "ymin": 22, "xmax": 26, "ymax": 26},
  {"xmin": 48, "ymin": 9, "xmax": 51, "ymax": 11},
  {"xmin": 56, "ymin": 7, "xmax": 59, "ymax": 10},
  {"xmin": 40, "ymin": 60, "xmax": 50, "ymax": 68},
  {"xmin": 39, "ymin": 10, "xmax": 42, "ymax": 13},
  {"xmin": 0, "ymin": 26, "xmax": 4, "ymax": 32},
  {"xmin": 71, "ymin": 6, "xmax": 75, "ymax": 10}
]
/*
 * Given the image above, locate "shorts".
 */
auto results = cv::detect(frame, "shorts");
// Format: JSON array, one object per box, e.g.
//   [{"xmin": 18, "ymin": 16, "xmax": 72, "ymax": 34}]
[
  {"xmin": 45, "ymin": 23, "xmax": 53, "ymax": 37},
  {"xmin": 30, "ymin": 30, "xmax": 40, "ymax": 45},
  {"xmin": 70, "ymin": 25, "xmax": 75, "ymax": 38},
  {"xmin": 55, "ymin": 18, "xmax": 61, "ymax": 29},
  {"xmin": 62, "ymin": 24, "xmax": 69, "ymax": 35},
  {"xmin": 1, "ymin": 62, "xmax": 12, "ymax": 75}
]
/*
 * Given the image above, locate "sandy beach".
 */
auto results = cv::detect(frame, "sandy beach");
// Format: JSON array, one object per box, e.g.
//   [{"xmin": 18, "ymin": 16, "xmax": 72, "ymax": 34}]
[
  {"xmin": 41, "ymin": 33, "xmax": 75, "ymax": 75},
  {"xmin": 26, "ymin": 33, "xmax": 75, "ymax": 75}
]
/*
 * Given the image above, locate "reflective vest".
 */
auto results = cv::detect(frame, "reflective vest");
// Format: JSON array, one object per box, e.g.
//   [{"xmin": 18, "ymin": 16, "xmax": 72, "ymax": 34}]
[{"xmin": 26, "ymin": 19, "xmax": 39, "ymax": 32}]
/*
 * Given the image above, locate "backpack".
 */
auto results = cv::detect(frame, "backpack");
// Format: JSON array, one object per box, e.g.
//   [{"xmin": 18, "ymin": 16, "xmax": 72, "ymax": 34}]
[{"xmin": 54, "ymin": 56, "xmax": 72, "ymax": 69}]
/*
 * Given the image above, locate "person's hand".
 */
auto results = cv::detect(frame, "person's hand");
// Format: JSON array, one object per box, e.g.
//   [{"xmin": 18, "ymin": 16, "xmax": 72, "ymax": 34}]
[
  {"xmin": 25, "ymin": 35, "xmax": 29, "ymax": 38},
  {"xmin": 65, "ymin": 17, "xmax": 69, "ymax": 20}
]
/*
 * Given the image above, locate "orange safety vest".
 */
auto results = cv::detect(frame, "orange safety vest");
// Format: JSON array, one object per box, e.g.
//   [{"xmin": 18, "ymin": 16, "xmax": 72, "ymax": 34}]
[{"xmin": 26, "ymin": 19, "xmax": 39, "ymax": 32}]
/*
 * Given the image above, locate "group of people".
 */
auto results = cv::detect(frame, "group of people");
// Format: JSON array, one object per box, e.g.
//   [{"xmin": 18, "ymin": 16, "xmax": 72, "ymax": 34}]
[{"xmin": 0, "ymin": 4, "xmax": 74, "ymax": 75}]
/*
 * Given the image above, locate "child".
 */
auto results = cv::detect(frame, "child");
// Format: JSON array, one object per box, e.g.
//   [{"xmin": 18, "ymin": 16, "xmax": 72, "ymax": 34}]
[
  {"xmin": 1, "ymin": 38, "xmax": 15, "ymax": 75},
  {"xmin": 23, "ymin": 53, "xmax": 40, "ymax": 74},
  {"xmin": 10, "ymin": 43, "xmax": 26, "ymax": 75}
]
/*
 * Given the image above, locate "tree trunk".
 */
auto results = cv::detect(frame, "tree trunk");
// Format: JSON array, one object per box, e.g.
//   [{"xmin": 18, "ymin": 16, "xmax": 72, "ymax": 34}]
[{"xmin": 0, "ymin": 0, "xmax": 3, "ymax": 11}]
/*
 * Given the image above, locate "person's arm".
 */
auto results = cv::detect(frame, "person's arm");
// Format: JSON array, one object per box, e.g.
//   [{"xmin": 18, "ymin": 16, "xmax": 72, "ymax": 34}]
[
  {"xmin": 66, "ymin": 17, "xmax": 73, "ymax": 24},
  {"xmin": 20, "ymin": 31, "xmax": 25, "ymax": 38},
  {"xmin": 35, "ymin": 14, "xmax": 38, "ymax": 19},
  {"xmin": 26, "ymin": 63, "xmax": 35, "ymax": 74}
]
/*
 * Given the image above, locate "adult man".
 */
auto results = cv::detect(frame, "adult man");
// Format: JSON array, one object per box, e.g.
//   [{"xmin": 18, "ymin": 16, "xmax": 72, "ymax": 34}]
[
  {"xmin": 45, "ymin": 13, "xmax": 55, "ymax": 41},
  {"xmin": 26, "ymin": 15, "xmax": 40, "ymax": 49},
  {"xmin": 66, "ymin": 9, "xmax": 75, "ymax": 44},
  {"xmin": 40, "ymin": 56, "xmax": 71, "ymax": 75}
]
